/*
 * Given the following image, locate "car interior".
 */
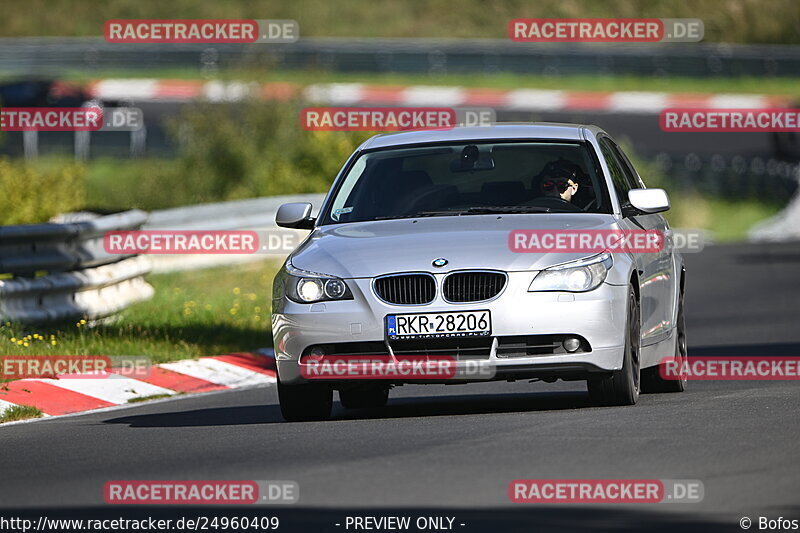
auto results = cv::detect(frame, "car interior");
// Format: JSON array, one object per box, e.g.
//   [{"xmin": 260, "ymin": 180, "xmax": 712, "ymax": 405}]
[{"xmin": 327, "ymin": 142, "xmax": 610, "ymax": 223}]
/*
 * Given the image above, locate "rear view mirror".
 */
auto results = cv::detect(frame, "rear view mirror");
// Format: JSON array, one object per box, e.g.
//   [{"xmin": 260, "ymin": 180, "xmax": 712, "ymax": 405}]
[
  {"xmin": 450, "ymin": 144, "xmax": 495, "ymax": 172},
  {"xmin": 276, "ymin": 202, "xmax": 315, "ymax": 229},
  {"xmin": 627, "ymin": 188, "xmax": 670, "ymax": 214}
]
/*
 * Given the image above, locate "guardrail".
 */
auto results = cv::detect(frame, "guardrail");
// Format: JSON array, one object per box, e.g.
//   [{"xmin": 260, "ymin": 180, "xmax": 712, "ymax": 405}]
[
  {"xmin": 1, "ymin": 37, "xmax": 800, "ymax": 78},
  {"xmin": 144, "ymin": 193, "xmax": 324, "ymax": 273},
  {"xmin": 0, "ymin": 210, "xmax": 153, "ymax": 323}
]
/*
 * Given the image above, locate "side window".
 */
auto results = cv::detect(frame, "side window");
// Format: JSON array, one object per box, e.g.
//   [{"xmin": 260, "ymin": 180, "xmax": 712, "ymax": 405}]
[
  {"xmin": 329, "ymin": 156, "xmax": 366, "ymax": 221},
  {"xmin": 610, "ymin": 141, "xmax": 646, "ymax": 189},
  {"xmin": 599, "ymin": 137, "xmax": 631, "ymax": 202}
]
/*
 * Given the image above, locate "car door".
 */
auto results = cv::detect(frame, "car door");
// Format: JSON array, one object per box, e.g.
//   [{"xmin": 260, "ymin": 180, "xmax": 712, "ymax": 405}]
[
  {"xmin": 599, "ymin": 136, "xmax": 674, "ymax": 346},
  {"xmin": 611, "ymin": 141, "xmax": 676, "ymax": 343}
]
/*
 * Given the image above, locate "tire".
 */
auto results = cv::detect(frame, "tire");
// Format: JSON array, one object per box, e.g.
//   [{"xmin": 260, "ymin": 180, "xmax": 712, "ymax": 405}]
[
  {"xmin": 339, "ymin": 386, "xmax": 390, "ymax": 409},
  {"xmin": 587, "ymin": 287, "xmax": 641, "ymax": 406},
  {"xmin": 277, "ymin": 380, "xmax": 332, "ymax": 422},
  {"xmin": 641, "ymin": 286, "xmax": 688, "ymax": 393}
]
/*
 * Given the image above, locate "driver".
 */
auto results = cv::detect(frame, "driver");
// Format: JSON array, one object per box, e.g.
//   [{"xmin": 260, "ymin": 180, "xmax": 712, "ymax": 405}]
[{"xmin": 540, "ymin": 167, "xmax": 579, "ymax": 202}]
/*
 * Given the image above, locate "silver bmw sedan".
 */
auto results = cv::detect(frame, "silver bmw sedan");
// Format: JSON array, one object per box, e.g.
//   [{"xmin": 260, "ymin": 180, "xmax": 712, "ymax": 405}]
[{"xmin": 272, "ymin": 123, "xmax": 687, "ymax": 421}]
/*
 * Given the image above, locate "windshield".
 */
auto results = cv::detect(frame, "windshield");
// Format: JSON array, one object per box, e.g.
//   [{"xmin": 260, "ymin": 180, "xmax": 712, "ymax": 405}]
[{"xmin": 321, "ymin": 141, "xmax": 611, "ymax": 225}]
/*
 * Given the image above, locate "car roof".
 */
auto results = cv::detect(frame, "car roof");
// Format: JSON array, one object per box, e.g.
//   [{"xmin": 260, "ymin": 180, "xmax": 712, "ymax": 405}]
[{"xmin": 359, "ymin": 123, "xmax": 607, "ymax": 150}]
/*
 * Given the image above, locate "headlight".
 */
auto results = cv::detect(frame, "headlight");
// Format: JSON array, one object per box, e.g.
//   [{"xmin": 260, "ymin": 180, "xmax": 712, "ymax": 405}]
[
  {"xmin": 528, "ymin": 252, "xmax": 613, "ymax": 292},
  {"xmin": 284, "ymin": 263, "xmax": 353, "ymax": 304},
  {"xmin": 297, "ymin": 278, "xmax": 325, "ymax": 302}
]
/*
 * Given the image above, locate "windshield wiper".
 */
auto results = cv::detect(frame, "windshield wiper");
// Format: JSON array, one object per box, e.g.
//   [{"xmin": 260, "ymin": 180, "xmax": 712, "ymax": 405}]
[
  {"xmin": 372, "ymin": 212, "xmax": 453, "ymax": 220},
  {"xmin": 372, "ymin": 205, "xmax": 556, "ymax": 221},
  {"xmin": 413, "ymin": 206, "xmax": 555, "ymax": 216},
  {"xmin": 464, "ymin": 206, "xmax": 554, "ymax": 214}
]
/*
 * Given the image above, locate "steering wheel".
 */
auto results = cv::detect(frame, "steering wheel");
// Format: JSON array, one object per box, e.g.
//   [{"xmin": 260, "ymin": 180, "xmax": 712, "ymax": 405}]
[{"xmin": 524, "ymin": 196, "xmax": 583, "ymax": 212}]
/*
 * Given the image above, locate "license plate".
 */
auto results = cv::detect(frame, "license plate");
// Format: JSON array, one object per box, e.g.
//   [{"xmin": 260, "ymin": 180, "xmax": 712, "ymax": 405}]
[{"xmin": 386, "ymin": 310, "xmax": 491, "ymax": 340}]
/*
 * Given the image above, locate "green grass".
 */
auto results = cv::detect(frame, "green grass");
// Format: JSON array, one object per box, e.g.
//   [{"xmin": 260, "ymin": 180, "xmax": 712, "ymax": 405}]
[
  {"xmin": 0, "ymin": 404, "xmax": 43, "ymax": 423},
  {"xmin": 0, "ymin": 260, "xmax": 282, "ymax": 364},
  {"xmin": 84, "ymin": 158, "xmax": 182, "ymax": 211},
  {"xmin": 665, "ymin": 195, "xmax": 783, "ymax": 242},
  {"xmin": 0, "ymin": 0, "xmax": 798, "ymax": 43},
  {"xmin": 706, "ymin": 199, "xmax": 784, "ymax": 242},
  {"xmin": 127, "ymin": 393, "xmax": 175, "ymax": 403}
]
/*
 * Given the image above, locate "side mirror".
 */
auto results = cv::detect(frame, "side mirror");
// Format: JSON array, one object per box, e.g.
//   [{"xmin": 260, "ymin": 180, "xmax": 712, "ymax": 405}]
[
  {"xmin": 626, "ymin": 188, "xmax": 670, "ymax": 215},
  {"xmin": 276, "ymin": 202, "xmax": 315, "ymax": 229}
]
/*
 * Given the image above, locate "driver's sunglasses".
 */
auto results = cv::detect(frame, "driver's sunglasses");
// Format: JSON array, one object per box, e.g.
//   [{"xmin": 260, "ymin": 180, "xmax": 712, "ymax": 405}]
[{"xmin": 542, "ymin": 179, "xmax": 574, "ymax": 193}]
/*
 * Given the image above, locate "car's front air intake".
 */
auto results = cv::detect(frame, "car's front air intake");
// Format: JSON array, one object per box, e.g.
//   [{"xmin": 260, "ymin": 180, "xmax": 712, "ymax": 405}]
[
  {"xmin": 443, "ymin": 271, "xmax": 506, "ymax": 303},
  {"xmin": 374, "ymin": 273, "xmax": 436, "ymax": 305}
]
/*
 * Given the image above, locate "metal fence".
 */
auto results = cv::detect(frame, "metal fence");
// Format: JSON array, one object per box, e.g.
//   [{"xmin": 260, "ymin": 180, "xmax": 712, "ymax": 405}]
[
  {"xmin": 144, "ymin": 194, "xmax": 322, "ymax": 273},
  {"xmin": 652, "ymin": 153, "xmax": 800, "ymax": 202},
  {"xmin": 0, "ymin": 195, "xmax": 322, "ymax": 323},
  {"xmin": 0, "ymin": 210, "xmax": 152, "ymax": 323},
  {"xmin": 2, "ymin": 37, "xmax": 800, "ymax": 78}
]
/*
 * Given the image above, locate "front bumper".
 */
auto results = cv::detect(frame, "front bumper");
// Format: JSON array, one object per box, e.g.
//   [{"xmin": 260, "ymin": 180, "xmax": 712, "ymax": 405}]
[{"xmin": 272, "ymin": 271, "xmax": 629, "ymax": 385}]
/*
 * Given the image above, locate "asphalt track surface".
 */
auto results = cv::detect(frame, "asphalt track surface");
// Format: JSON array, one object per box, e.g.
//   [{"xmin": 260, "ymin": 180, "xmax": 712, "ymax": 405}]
[{"xmin": 1, "ymin": 241, "xmax": 799, "ymax": 532}]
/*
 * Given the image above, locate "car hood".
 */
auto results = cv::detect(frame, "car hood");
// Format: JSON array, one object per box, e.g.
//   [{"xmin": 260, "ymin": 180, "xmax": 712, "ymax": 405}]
[{"xmin": 289, "ymin": 214, "xmax": 622, "ymax": 278}]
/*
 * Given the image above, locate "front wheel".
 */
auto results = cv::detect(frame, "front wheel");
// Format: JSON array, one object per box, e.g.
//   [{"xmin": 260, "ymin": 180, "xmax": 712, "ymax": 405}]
[
  {"xmin": 587, "ymin": 287, "xmax": 641, "ymax": 406},
  {"xmin": 277, "ymin": 380, "xmax": 332, "ymax": 422}
]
